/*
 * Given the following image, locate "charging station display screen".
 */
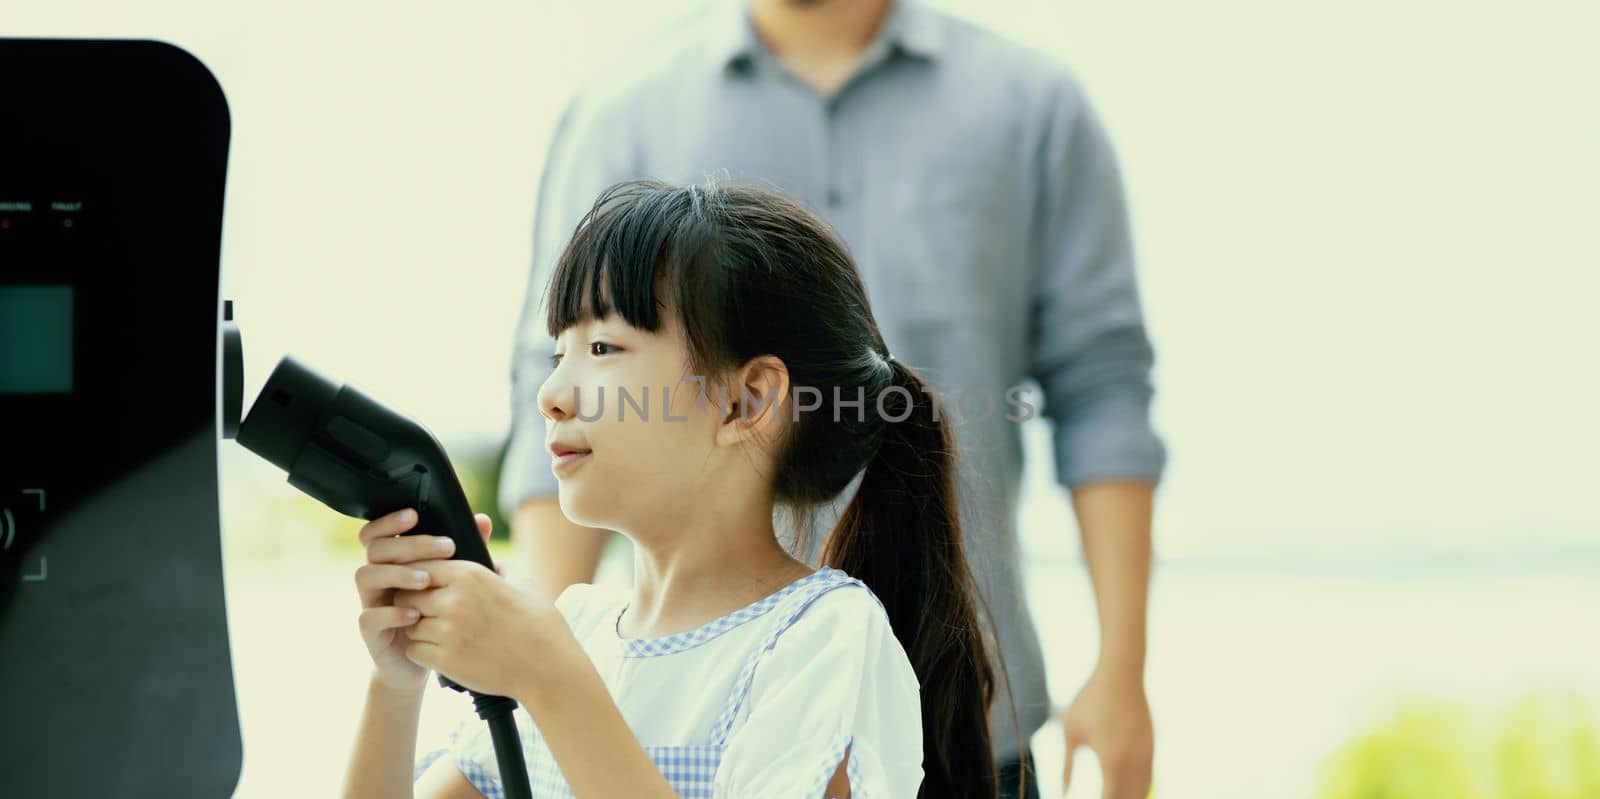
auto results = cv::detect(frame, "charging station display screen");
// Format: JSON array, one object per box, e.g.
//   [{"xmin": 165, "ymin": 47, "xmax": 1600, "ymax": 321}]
[{"xmin": 0, "ymin": 284, "xmax": 74, "ymax": 394}]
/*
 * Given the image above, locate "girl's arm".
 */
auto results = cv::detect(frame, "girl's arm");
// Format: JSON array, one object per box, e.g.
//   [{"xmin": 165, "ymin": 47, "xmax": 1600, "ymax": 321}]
[
  {"xmin": 508, "ymin": 616, "xmax": 679, "ymax": 799},
  {"xmin": 340, "ymin": 675, "xmax": 426, "ymax": 799},
  {"xmin": 341, "ymin": 674, "xmax": 488, "ymax": 799},
  {"xmin": 400, "ymin": 557, "xmax": 679, "ymax": 799},
  {"xmin": 341, "ymin": 510, "xmax": 502, "ymax": 798}
]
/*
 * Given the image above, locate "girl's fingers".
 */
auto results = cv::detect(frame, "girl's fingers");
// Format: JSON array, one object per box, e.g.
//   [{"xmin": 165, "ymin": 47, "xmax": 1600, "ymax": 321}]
[
  {"xmin": 358, "ymin": 605, "xmax": 420, "ymax": 636},
  {"xmin": 354, "ymin": 563, "xmax": 432, "ymax": 607},
  {"xmin": 474, "ymin": 515, "xmax": 502, "ymax": 574},
  {"xmin": 358, "ymin": 508, "xmax": 420, "ymax": 545},
  {"xmin": 366, "ymin": 533, "xmax": 455, "ymax": 564}
]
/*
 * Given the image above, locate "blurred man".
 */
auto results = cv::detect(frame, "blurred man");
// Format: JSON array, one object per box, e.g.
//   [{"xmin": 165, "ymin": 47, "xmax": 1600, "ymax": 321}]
[{"xmin": 498, "ymin": 1, "xmax": 1167, "ymax": 796}]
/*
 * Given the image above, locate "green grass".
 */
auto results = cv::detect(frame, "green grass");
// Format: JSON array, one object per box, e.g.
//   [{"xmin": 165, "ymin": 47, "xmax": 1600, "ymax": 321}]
[{"xmin": 1317, "ymin": 691, "xmax": 1600, "ymax": 799}]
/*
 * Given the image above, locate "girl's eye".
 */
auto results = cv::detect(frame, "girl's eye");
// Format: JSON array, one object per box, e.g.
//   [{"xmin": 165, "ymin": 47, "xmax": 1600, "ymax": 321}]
[{"xmin": 548, "ymin": 342, "xmax": 618, "ymax": 367}]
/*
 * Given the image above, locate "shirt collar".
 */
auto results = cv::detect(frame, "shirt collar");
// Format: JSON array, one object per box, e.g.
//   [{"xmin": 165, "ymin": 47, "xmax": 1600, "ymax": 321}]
[{"xmin": 717, "ymin": 0, "xmax": 945, "ymax": 74}]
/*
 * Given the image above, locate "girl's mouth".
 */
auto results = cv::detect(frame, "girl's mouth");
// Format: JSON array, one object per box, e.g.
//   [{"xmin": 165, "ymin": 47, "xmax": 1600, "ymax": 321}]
[{"xmin": 552, "ymin": 450, "xmax": 592, "ymax": 473}]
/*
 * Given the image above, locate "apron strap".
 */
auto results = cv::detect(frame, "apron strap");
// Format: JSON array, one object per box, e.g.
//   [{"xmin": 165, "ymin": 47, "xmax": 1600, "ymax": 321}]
[{"xmin": 706, "ymin": 568, "xmax": 863, "ymax": 745}]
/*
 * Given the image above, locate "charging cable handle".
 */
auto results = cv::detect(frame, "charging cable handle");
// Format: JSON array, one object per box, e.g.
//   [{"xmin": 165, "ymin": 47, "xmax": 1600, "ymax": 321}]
[{"xmin": 228, "ymin": 348, "xmax": 534, "ymax": 799}]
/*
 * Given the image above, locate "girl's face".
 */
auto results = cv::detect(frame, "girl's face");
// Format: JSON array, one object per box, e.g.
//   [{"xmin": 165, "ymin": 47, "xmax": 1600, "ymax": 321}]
[{"xmin": 537, "ymin": 305, "xmax": 735, "ymax": 534}]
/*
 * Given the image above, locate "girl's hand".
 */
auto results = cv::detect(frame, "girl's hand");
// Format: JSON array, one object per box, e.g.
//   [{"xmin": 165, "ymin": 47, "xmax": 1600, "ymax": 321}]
[
  {"xmin": 353, "ymin": 508, "xmax": 492, "ymax": 693},
  {"xmin": 397, "ymin": 536, "xmax": 562, "ymax": 701}
]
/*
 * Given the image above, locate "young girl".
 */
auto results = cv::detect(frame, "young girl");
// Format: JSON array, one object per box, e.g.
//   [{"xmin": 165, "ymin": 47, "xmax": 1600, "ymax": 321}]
[{"xmin": 341, "ymin": 179, "xmax": 1011, "ymax": 798}]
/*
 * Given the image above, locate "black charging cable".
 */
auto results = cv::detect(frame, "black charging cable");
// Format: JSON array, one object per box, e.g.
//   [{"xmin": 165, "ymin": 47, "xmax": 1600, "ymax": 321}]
[{"xmin": 458, "ymin": 687, "xmax": 532, "ymax": 799}]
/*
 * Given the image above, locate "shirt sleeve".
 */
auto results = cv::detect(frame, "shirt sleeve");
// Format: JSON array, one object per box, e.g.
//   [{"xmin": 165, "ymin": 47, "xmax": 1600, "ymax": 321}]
[
  {"xmin": 712, "ymin": 586, "xmax": 924, "ymax": 799},
  {"xmin": 1027, "ymin": 68, "xmax": 1169, "ymax": 489},
  {"xmin": 553, "ymin": 580, "xmax": 601, "ymax": 630},
  {"xmin": 496, "ymin": 82, "xmax": 640, "ymax": 520}
]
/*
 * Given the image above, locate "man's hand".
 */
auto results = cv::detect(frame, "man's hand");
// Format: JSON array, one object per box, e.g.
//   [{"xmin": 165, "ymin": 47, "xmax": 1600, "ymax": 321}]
[{"xmin": 1059, "ymin": 666, "xmax": 1153, "ymax": 799}]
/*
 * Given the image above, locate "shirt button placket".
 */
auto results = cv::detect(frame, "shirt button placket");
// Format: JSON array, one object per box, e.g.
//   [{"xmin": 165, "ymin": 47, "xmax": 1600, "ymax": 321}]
[{"xmin": 820, "ymin": 95, "xmax": 840, "ymax": 212}]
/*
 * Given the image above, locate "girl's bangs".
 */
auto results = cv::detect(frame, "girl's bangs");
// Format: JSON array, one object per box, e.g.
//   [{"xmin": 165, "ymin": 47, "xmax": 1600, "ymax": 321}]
[{"xmin": 544, "ymin": 185, "xmax": 699, "ymax": 338}]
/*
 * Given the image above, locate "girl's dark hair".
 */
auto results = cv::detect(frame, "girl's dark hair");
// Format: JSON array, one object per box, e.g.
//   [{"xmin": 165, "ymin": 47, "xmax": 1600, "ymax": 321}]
[{"xmin": 544, "ymin": 178, "xmax": 1023, "ymax": 798}]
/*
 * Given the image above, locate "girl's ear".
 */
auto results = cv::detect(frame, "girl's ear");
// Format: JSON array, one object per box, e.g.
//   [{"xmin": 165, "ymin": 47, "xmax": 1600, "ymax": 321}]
[{"xmin": 714, "ymin": 356, "xmax": 790, "ymax": 447}]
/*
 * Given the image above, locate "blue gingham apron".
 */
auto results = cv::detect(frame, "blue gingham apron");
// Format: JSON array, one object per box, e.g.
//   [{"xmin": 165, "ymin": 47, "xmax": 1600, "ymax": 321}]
[{"xmin": 417, "ymin": 566, "xmax": 865, "ymax": 798}]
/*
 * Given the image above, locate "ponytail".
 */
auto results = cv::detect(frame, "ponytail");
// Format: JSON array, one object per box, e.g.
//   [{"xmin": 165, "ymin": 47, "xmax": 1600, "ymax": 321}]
[{"xmin": 822, "ymin": 356, "xmax": 1023, "ymax": 799}]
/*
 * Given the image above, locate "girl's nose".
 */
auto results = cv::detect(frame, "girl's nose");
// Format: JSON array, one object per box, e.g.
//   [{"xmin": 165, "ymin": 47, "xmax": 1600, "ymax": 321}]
[{"xmin": 537, "ymin": 371, "xmax": 576, "ymax": 422}]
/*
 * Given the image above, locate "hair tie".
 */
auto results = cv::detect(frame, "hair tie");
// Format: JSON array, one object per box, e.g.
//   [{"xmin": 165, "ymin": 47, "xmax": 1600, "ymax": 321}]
[{"xmin": 885, "ymin": 351, "xmax": 897, "ymax": 364}]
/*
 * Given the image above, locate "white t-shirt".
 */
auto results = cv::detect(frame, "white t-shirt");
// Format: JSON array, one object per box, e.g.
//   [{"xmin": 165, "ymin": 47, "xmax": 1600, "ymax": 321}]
[{"xmin": 416, "ymin": 566, "xmax": 924, "ymax": 798}]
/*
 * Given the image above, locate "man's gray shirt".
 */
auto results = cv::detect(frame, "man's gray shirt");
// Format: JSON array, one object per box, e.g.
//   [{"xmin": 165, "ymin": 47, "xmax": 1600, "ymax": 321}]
[{"xmin": 499, "ymin": 0, "xmax": 1168, "ymax": 763}]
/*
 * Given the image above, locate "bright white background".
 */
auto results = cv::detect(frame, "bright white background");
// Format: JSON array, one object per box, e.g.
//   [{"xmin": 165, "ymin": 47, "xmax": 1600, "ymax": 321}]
[
  {"xmin": 8, "ymin": 1, "xmax": 1599, "ymax": 797},
  {"xmin": 13, "ymin": 0, "xmax": 1597, "ymax": 559}
]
